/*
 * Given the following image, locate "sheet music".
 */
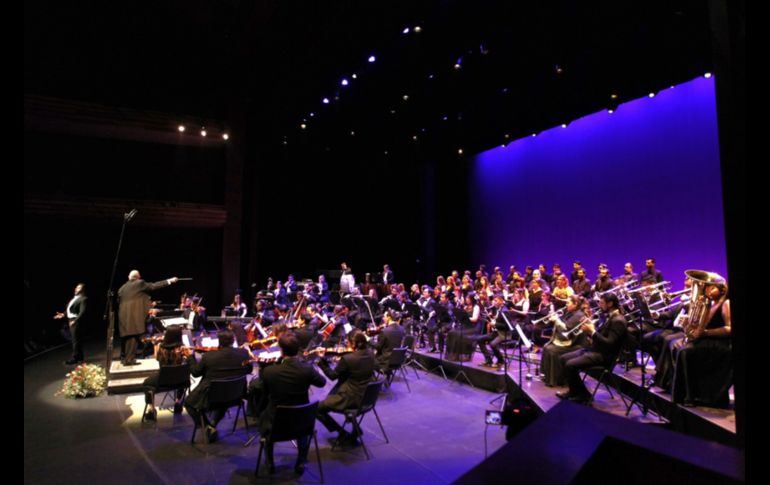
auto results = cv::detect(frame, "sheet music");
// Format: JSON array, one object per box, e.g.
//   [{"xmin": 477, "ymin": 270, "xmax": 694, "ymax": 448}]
[
  {"xmin": 343, "ymin": 323, "xmax": 353, "ymax": 335},
  {"xmin": 256, "ymin": 323, "xmax": 268, "ymax": 338},
  {"xmin": 161, "ymin": 317, "xmax": 189, "ymax": 327},
  {"xmin": 514, "ymin": 323, "xmax": 533, "ymax": 349}
]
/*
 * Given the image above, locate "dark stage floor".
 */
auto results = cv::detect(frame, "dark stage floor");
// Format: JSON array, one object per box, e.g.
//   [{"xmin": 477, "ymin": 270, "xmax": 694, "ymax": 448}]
[{"xmin": 24, "ymin": 340, "xmax": 508, "ymax": 485}]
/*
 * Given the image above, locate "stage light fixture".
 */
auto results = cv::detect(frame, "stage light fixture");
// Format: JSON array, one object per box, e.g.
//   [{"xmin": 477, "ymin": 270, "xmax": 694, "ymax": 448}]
[
  {"xmin": 704, "ymin": 72, "xmax": 712, "ymax": 78},
  {"xmin": 300, "ymin": 123, "xmax": 307, "ymax": 129},
  {"xmin": 322, "ymin": 97, "xmax": 330, "ymax": 104},
  {"xmin": 402, "ymin": 27, "xmax": 410, "ymax": 34},
  {"xmin": 341, "ymin": 78, "xmax": 349, "ymax": 86},
  {"xmin": 178, "ymin": 125, "xmax": 185, "ymax": 132},
  {"xmin": 200, "ymin": 128, "xmax": 207, "ymax": 137},
  {"xmin": 368, "ymin": 55, "xmax": 376, "ymax": 63},
  {"xmin": 413, "ymin": 26, "xmax": 422, "ymax": 33},
  {"xmin": 457, "ymin": 148, "xmax": 463, "ymax": 155},
  {"xmin": 222, "ymin": 133, "xmax": 229, "ymax": 140},
  {"xmin": 648, "ymin": 92, "xmax": 656, "ymax": 98}
]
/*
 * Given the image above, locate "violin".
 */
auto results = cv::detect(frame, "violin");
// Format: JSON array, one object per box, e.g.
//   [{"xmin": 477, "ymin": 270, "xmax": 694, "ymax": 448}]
[{"xmin": 303, "ymin": 345, "xmax": 354, "ymax": 357}]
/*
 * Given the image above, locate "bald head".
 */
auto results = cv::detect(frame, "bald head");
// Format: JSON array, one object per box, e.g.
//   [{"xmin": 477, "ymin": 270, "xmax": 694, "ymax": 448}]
[{"xmin": 129, "ymin": 270, "xmax": 141, "ymax": 280}]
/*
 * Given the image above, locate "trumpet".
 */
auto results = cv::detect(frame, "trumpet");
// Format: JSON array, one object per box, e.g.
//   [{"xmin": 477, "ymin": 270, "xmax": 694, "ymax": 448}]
[
  {"xmin": 561, "ymin": 316, "xmax": 600, "ymax": 339},
  {"xmin": 595, "ymin": 279, "xmax": 638, "ymax": 297},
  {"xmin": 531, "ymin": 307, "xmax": 566, "ymax": 325},
  {"xmin": 626, "ymin": 281, "xmax": 671, "ymax": 294}
]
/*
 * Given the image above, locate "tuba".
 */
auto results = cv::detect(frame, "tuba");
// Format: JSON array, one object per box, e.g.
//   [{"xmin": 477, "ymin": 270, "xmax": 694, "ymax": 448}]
[{"xmin": 682, "ymin": 270, "xmax": 726, "ymax": 342}]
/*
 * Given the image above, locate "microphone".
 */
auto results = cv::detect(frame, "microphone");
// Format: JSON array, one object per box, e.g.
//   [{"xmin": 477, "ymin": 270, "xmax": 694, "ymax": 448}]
[{"xmin": 124, "ymin": 209, "xmax": 138, "ymax": 222}]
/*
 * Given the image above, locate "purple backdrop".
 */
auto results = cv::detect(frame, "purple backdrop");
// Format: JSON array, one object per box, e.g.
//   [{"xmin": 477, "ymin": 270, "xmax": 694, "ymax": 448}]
[{"xmin": 470, "ymin": 77, "xmax": 727, "ymax": 286}]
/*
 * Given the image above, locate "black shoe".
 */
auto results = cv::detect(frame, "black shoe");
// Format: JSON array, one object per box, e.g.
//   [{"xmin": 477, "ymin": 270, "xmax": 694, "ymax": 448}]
[
  {"xmin": 64, "ymin": 359, "xmax": 80, "ymax": 365},
  {"xmin": 556, "ymin": 391, "xmax": 571, "ymax": 400},
  {"xmin": 205, "ymin": 425, "xmax": 218, "ymax": 443},
  {"xmin": 143, "ymin": 409, "xmax": 157, "ymax": 421},
  {"xmin": 569, "ymin": 394, "xmax": 592, "ymax": 404},
  {"xmin": 428, "ymin": 347, "xmax": 437, "ymax": 353},
  {"xmin": 173, "ymin": 401, "xmax": 184, "ymax": 414},
  {"xmin": 294, "ymin": 463, "xmax": 306, "ymax": 476}
]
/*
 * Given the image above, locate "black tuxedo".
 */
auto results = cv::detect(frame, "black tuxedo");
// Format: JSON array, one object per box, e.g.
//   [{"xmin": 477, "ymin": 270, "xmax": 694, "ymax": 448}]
[
  {"xmin": 117, "ymin": 278, "xmax": 172, "ymax": 364},
  {"xmin": 67, "ymin": 295, "xmax": 87, "ymax": 361},
  {"xmin": 185, "ymin": 347, "xmax": 251, "ymax": 412},
  {"xmin": 383, "ymin": 270, "xmax": 394, "ymax": 285},
  {"xmin": 375, "ymin": 324, "xmax": 405, "ymax": 370},
  {"xmin": 258, "ymin": 356, "xmax": 326, "ymax": 433},
  {"xmin": 257, "ymin": 356, "xmax": 325, "ymax": 467},
  {"xmin": 560, "ymin": 311, "xmax": 628, "ymax": 398},
  {"xmin": 317, "ymin": 348, "xmax": 375, "ymax": 436}
]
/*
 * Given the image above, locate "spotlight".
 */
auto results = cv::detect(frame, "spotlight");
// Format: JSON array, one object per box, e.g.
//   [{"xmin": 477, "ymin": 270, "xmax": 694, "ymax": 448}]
[
  {"xmin": 555, "ymin": 64, "xmax": 563, "ymax": 74},
  {"xmin": 350, "ymin": 131, "xmax": 355, "ymax": 136},
  {"xmin": 322, "ymin": 97, "xmax": 330, "ymax": 104},
  {"xmin": 178, "ymin": 125, "xmax": 185, "ymax": 132},
  {"xmin": 300, "ymin": 123, "xmax": 307, "ymax": 129},
  {"xmin": 222, "ymin": 133, "xmax": 229, "ymax": 140},
  {"xmin": 454, "ymin": 63, "xmax": 462, "ymax": 70},
  {"xmin": 504, "ymin": 134, "xmax": 510, "ymax": 139},
  {"xmin": 610, "ymin": 94, "xmax": 618, "ymax": 99},
  {"xmin": 704, "ymin": 72, "xmax": 712, "ymax": 78},
  {"xmin": 402, "ymin": 27, "xmax": 410, "ymax": 34},
  {"xmin": 368, "ymin": 55, "xmax": 376, "ymax": 63},
  {"xmin": 457, "ymin": 148, "xmax": 463, "ymax": 155},
  {"xmin": 309, "ymin": 112, "xmax": 315, "ymax": 117},
  {"xmin": 412, "ymin": 135, "xmax": 418, "ymax": 141},
  {"xmin": 414, "ymin": 26, "xmax": 422, "ymax": 33},
  {"xmin": 561, "ymin": 124, "xmax": 567, "ymax": 128},
  {"xmin": 390, "ymin": 109, "xmax": 397, "ymax": 115},
  {"xmin": 402, "ymin": 94, "xmax": 409, "ymax": 101},
  {"xmin": 648, "ymin": 92, "xmax": 656, "ymax": 98},
  {"xmin": 608, "ymin": 109, "xmax": 614, "ymax": 114},
  {"xmin": 352, "ymin": 73, "xmax": 358, "ymax": 79},
  {"xmin": 531, "ymin": 133, "xmax": 537, "ymax": 137},
  {"xmin": 341, "ymin": 78, "xmax": 349, "ymax": 86},
  {"xmin": 200, "ymin": 128, "xmax": 207, "ymax": 137}
]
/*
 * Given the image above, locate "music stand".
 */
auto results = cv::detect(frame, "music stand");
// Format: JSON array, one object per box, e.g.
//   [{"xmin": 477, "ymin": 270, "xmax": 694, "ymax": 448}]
[
  {"xmin": 489, "ymin": 310, "xmax": 516, "ymax": 406},
  {"xmin": 427, "ymin": 305, "xmax": 449, "ymax": 380},
  {"xmin": 403, "ymin": 302, "xmax": 429, "ymax": 373},
  {"xmin": 624, "ymin": 298, "xmax": 664, "ymax": 420},
  {"xmin": 449, "ymin": 307, "xmax": 474, "ymax": 388}
]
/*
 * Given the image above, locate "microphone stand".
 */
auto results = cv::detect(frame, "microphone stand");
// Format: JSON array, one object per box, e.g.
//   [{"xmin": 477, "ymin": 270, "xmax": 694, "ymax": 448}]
[{"xmin": 103, "ymin": 209, "xmax": 137, "ymax": 371}]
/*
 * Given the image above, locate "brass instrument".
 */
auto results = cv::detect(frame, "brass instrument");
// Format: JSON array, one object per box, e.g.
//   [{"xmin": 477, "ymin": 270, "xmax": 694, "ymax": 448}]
[
  {"xmin": 531, "ymin": 307, "xmax": 566, "ymax": 325},
  {"xmin": 682, "ymin": 270, "xmax": 726, "ymax": 342},
  {"xmin": 626, "ymin": 280, "xmax": 671, "ymax": 294}
]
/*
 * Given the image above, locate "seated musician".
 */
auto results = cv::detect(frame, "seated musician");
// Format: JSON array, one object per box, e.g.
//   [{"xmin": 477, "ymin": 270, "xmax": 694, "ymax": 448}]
[
  {"xmin": 526, "ymin": 291, "xmax": 554, "ymax": 347},
  {"xmin": 667, "ymin": 281, "xmax": 731, "ymax": 408},
  {"xmin": 556, "ymin": 293, "xmax": 628, "ymax": 404},
  {"xmin": 540, "ymin": 295, "xmax": 588, "ymax": 387},
  {"xmin": 142, "ymin": 327, "xmax": 191, "ymax": 420},
  {"xmin": 183, "ymin": 296, "xmax": 207, "ymax": 332},
  {"xmin": 593, "ymin": 264, "xmax": 614, "ymax": 295},
  {"xmin": 317, "ymin": 274, "xmax": 330, "ymax": 303},
  {"xmin": 258, "ymin": 333, "xmax": 326, "ymax": 475},
  {"xmin": 570, "ymin": 270, "xmax": 591, "ymax": 299},
  {"xmin": 477, "ymin": 294, "xmax": 511, "ymax": 369},
  {"xmin": 643, "ymin": 277, "xmax": 692, "ymax": 369},
  {"xmin": 183, "ymin": 330, "xmax": 251, "ymax": 443},
  {"xmin": 315, "ymin": 331, "xmax": 375, "ymax": 447},
  {"xmin": 374, "ymin": 310, "xmax": 405, "ymax": 372},
  {"xmin": 225, "ymin": 293, "xmax": 248, "ymax": 318},
  {"xmin": 446, "ymin": 295, "xmax": 482, "ymax": 360}
]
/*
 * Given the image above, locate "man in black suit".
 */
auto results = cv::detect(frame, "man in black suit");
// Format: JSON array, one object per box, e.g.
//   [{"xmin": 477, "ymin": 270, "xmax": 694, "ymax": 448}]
[
  {"xmin": 55, "ymin": 283, "xmax": 88, "ymax": 365},
  {"xmin": 375, "ymin": 311, "xmax": 405, "ymax": 372},
  {"xmin": 315, "ymin": 331, "xmax": 375, "ymax": 446},
  {"xmin": 382, "ymin": 264, "xmax": 394, "ymax": 286},
  {"xmin": 117, "ymin": 270, "xmax": 178, "ymax": 365},
  {"xmin": 184, "ymin": 330, "xmax": 251, "ymax": 442},
  {"xmin": 259, "ymin": 333, "xmax": 326, "ymax": 475},
  {"xmin": 556, "ymin": 293, "xmax": 628, "ymax": 404}
]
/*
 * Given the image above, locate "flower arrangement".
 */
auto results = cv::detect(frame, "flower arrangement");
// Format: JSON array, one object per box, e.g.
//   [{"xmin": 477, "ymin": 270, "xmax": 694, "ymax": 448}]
[{"xmin": 56, "ymin": 363, "xmax": 107, "ymax": 398}]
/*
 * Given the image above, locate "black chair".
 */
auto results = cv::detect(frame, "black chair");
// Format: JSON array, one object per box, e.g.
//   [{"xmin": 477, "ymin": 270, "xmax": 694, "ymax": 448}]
[
  {"xmin": 383, "ymin": 347, "xmax": 410, "ymax": 392},
  {"xmin": 580, "ymin": 351, "xmax": 626, "ymax": 406},
  {"xmin": 190, "ymin": 375, "xmax": 250, "ymax": 444},
  {"xmin": 330, "ymin": 379, "xmax": 388, "ymax": 460},
  {"xmin": 142, "ymin": 363, "xmax": 190, "ymax": 423},
  {"xmin": 402, "ymin": 334, "xmax": 425, "ymax": 378},
  {"xmin": 255, "ymin": 401, "xmax": 323, "ymax": 482}
]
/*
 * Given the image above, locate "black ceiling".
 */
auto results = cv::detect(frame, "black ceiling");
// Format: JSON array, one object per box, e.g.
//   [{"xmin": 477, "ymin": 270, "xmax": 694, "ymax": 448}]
[{"xmin": 24, "ymin": 0, "xmax": 714, "ymax": 158}]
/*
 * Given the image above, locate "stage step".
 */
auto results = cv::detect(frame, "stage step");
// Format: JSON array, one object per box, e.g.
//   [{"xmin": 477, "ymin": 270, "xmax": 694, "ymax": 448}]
[{"xmin": 107, "ymin": 359, "xmax": 158, "ymax": 394}]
